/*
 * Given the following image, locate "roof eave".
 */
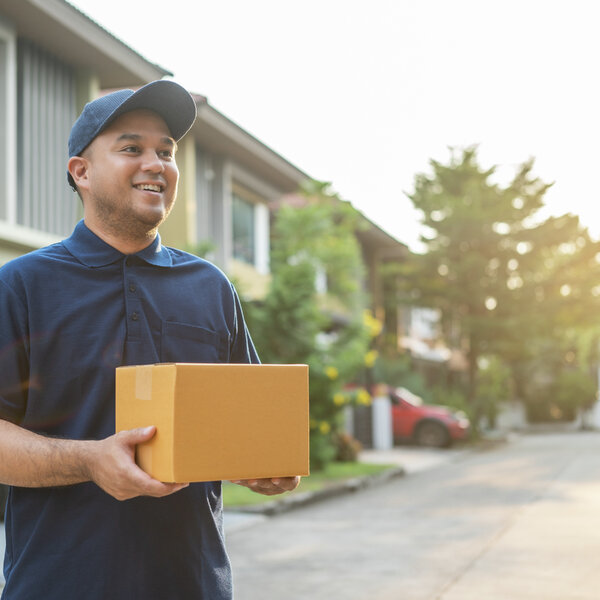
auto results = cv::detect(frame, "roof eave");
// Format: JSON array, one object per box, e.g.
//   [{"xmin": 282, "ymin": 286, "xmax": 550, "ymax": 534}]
[
  {"xmin": 2, "ymin": 0, "xmax": 169, "ymax": 87},
  {"xmin": 191, "ymin": 99, "xmax": 309, "ymax": 193}
]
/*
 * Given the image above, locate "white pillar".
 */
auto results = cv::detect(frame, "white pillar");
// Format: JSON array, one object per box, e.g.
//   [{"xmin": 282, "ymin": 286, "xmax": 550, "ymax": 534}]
[
  {"xmin": 254, "ymin": 202, "xmax": 270, "ymax": 275},
  {"xmin": 590, "ymin": 398, "xmax": 600, "ymax": 430},
  {"xmin": 372, "ymin": 394, "xmax": 393, "ymax": 450}
]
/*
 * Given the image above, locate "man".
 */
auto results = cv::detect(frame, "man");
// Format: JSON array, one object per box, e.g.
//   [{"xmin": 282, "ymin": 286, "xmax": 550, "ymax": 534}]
[{"xmin": 0, "ymin": 80, "xmax": 299, "ymax": 599}]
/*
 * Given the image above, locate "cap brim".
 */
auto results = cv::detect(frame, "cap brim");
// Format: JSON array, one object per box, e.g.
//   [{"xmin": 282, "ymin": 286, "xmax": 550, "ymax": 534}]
[{"xmin": 107, "ymin": 80, "xmax": 197, "ymax": 141}]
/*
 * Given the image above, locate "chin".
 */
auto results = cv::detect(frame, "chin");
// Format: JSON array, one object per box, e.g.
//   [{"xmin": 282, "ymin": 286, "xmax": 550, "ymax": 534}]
[{"xmin": 136, "ymin": 206, "xmax": 170, "ymax": 227}]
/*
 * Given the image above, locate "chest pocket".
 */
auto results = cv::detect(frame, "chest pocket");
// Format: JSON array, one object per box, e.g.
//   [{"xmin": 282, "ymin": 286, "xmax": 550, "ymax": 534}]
[{"xmin": 160, "ymin": 321, "xmax": 229, "ymax": 363}]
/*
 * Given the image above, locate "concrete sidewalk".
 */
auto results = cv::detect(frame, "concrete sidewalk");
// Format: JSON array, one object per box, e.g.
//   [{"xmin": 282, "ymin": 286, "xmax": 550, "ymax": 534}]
[
  {"xmin": 223, "ymin": 442, "xmax": 476, "ymax": 532},
  {"xmin": 359, "ymin": 443, "xmax": 473, "ymax": 473}
]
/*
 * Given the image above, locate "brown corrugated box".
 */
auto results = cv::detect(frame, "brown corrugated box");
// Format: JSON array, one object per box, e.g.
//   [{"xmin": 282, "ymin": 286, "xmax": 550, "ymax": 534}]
[{"xmin": 115, "ymin": 363, "xmax": 310, "ymax": 483}]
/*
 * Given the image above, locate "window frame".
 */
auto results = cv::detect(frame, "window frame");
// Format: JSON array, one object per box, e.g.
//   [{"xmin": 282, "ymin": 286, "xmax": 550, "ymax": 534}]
[
  {"xmin": 231, "ymin": 184, "xmax": 270, "ymax": 275},
  {"xmin": 0, "ymin": 17, "xmax": 17, "ymax": 225}
]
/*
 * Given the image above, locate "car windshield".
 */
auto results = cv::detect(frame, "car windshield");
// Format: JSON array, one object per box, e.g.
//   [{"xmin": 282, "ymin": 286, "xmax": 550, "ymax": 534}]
[{"xmin": 395, "ymin": 387, "xmax": 423, "ymax": 407}]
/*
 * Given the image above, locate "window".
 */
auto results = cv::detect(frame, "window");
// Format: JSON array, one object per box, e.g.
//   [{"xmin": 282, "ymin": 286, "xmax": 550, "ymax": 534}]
[
  {"xmin": 16, "ymin": 39, "xmax": 76, "ymax": 236},
  {"xmin": 231, "ymin": 186, "xmax": 269, "ymax": 274},
  {"xmin": 232, "ymin": 193, "xmax": 256, "ymax": 265}
]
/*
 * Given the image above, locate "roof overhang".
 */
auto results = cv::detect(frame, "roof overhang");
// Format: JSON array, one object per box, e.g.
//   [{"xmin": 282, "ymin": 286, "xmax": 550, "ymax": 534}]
[
  {"xmin": 356, "ymin": 211, "xmax": 408, "ymax": 260},
  {"xmin": 1, "ymin": 0, "xmax": 170, "ymax": 87},
  {"xmin": 191, "ymin": 98, "xmax": 309, "ymax": 194}
]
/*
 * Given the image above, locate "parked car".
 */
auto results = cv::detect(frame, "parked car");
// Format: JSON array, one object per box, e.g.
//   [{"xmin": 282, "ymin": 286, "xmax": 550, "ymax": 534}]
[{"xmin": 389, "ymin": 386, "xmax": 470, "ymax": 448}]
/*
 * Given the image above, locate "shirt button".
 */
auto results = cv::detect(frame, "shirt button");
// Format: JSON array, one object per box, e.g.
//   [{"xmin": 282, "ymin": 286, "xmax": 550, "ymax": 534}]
[
  {"xmin": 131, "ymin": 312, "xmax": 139, "ymax": 321},
  {"xmin": 129, "ymin": 283, "xmax": 137, "ymax": 293},
  {"xmin": 125, "ymin": 257, "xmax": 132, "ymax": 267}
]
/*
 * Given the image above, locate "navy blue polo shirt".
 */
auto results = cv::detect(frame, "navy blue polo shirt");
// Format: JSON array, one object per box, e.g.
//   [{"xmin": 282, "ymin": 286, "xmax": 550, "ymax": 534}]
[{"xmin": 0, "ymin": 220, "xmax": 259, "ymax": 599}]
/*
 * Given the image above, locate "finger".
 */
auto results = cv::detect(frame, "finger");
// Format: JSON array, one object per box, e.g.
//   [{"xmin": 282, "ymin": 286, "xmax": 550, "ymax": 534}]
[
  {"xmin": 128, "ymin": 463, "xmax": 190, "ymax": 496},
  {"xmin": 110, "ymin": 427, "xmax": 156, "ymax": 457},
  {"xmin": 230, "ymin": 479, "xmax": 266, "ymax": 492},
  {"xmin": 230, "ymin": 477, "xmax": 300, "ymax": 495},
  {"xmin": 121, "ymin": 426, "xmax": 156, "ymax": 444},
  {"xmin": 117, "ymin": 468, "xmax": 189, "ymax": 499},
  {"xmin": 144, "ymin": 481, "xmax": 189, "ymax": 498},
  {"xmin": 271, "ymin": 476, "xmax": 300, "ymax": 491},
  {"xmin": 233, "ymin": 478, "xmax": 291, "ymax": 495}
]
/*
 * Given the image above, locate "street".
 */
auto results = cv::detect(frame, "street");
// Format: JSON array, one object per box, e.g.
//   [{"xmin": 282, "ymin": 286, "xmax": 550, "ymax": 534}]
[
  {"xmin": 2, "ymin": 432, "xmax": 600, "ymax": 597},
  {"xmin": 227, "ymin": 432, "xmax": 600, "ymax": 599}
]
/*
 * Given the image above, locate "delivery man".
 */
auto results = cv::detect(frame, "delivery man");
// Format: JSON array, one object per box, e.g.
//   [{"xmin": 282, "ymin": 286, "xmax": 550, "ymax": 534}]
[{"xmin": 0, "ymin": 80, "xmax": 299, "ymax": 599}]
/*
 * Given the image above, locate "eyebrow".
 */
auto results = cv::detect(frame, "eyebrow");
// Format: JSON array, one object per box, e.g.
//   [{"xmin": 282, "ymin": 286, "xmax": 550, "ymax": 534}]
[{"xmin": 116, "ymin": 133, "xmax": 178, "ymax": 151}]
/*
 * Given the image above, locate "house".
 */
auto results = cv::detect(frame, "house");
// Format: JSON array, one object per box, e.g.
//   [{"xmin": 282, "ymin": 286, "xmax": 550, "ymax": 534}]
[
  {"xmin": 0, "ymin": 0, "xmax": 414, "ymax": 340},
  {"xmin": 159, "ymin": 94, "xmax": 308, "ymax": 300},
  {"xmin": 0, "ymin": 0, "xmax": 312, "ymax": 304},
  {"xmin": 0, "ymin": 0, "xmax": 170, "ymax": 264},
  {"xmin": 355, "ymin": 212, "xmax": 409, "ymax": 337}
]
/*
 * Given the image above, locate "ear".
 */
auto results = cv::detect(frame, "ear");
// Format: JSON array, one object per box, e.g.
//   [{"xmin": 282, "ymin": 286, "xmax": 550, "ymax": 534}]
[{"xmin": 67, "ymin": 156, "xmax": 90, "ymax": 191}]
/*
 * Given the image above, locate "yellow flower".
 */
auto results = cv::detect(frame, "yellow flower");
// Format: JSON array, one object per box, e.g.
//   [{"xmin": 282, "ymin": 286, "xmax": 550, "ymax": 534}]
[
  {"xmin": 356, "ymin": 388, "xmax": 372, "ymax": 406},
  {"xmin": 363, "ymin": 310, "xmax": 383, "ymax": 338},
  {"xmin": 319, "ymin": 421, "xmax": 331, "ymax": 435},
  {"xmin": 333, "ymin": 393, "xmax": 346, "ymax": 406},
  {"xmin": 364, "ymin": 349, "xmax": 379, "ymax": 368},
  {"xmin": 325, "ymin": 366, "xmax": 339, "ymax": 380}
]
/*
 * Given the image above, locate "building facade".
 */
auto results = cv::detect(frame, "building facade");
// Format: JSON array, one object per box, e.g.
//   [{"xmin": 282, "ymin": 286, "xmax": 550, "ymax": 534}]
[
  {"xmin": 0, "ymin": 1, "xmax": 310, "ymax": 305},
  {"xmin": 0, "ymin": 0, "xmax": 170, "ymax": 259}
]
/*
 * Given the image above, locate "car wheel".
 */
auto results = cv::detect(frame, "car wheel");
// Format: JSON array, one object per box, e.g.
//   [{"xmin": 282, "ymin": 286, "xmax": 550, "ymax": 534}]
[{"xmin": 415, "ymin": 421, "xmax": 450, "ymax": 448}]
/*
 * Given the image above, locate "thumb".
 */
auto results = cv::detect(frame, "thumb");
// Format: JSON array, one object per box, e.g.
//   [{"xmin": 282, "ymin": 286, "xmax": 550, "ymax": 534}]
[{"xmin": 123, "ymin": 426, "xmax": 156, "ymax": 444}]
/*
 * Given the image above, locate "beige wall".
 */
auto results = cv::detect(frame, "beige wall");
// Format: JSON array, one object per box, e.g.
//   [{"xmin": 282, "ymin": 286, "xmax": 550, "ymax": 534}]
[
  {"xmin": 0, "ymin": 247, "xmax": 23, "ymax": 265},
  {"xmin": 229, "ymin": 258, "xmax": 271, "ymax": 301},
  {"xmin": 159, "ymin": 135, "xmax": 196, "ymax": 251},
  {"xmin": 0, "ymin": 221, "xmax": 60, "ymax": 265}
]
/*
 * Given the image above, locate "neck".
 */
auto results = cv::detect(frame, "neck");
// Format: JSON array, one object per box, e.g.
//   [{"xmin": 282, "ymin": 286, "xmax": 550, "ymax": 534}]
[{"xmin": 83, "ymin": 217, "xmax": 157, "ymax": 255}]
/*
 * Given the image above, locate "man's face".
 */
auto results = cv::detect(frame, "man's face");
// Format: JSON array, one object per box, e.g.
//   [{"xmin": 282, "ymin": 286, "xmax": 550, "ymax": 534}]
[{"xmin": 79, "ymin": 109, "xmax": 179, "ymax": 239}]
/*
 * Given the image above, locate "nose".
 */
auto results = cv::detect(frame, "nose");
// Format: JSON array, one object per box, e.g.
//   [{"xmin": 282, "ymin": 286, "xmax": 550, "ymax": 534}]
[{"xmin": 141, "ymin": 150, "xmax": 165, "ymax": 173}]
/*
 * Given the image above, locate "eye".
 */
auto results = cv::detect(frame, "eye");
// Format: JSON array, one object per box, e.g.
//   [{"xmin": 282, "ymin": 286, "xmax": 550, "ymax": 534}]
[
  {"xmin": 159, "ymin": 149, "xmax": 174, "ymax": 160},
  {"xmin": 122, "ymin": 145, "xmax": 140, "ymax": 154}
]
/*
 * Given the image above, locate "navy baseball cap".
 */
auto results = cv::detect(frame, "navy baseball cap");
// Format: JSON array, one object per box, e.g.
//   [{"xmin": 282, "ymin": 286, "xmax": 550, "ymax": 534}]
[{"xmin": 67, "ymin": 79, "xmax": 197, "ymax": 190}]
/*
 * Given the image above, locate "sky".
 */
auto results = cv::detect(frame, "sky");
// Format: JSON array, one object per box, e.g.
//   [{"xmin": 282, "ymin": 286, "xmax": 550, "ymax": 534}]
[{"xmin": 68, "ymin": 0, "xmax": 600, "ymax": 250}]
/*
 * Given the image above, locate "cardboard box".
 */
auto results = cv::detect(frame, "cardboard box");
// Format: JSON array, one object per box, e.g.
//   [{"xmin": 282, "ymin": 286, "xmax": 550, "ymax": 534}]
[{"xmin": 115, "ymin": 363, "xmax": 309, "ymax": 483}]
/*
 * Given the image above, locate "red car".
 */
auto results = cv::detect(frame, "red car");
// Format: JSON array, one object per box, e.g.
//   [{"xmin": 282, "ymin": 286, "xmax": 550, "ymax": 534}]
[{"xmin": 389, "ymin": 386, "xmax": 470, "ymax": 448}]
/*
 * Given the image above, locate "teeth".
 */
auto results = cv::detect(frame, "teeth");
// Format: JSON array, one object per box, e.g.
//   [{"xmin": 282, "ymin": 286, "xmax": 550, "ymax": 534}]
[{"xmin": 135, "ymin": 184, "xmax": 162, "ymax": 192}]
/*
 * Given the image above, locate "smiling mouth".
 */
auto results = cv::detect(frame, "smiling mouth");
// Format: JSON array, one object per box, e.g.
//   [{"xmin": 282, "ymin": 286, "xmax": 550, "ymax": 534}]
[{"xmin": 134, "ymin": 183, "xmax": 163, "ymax": 193}]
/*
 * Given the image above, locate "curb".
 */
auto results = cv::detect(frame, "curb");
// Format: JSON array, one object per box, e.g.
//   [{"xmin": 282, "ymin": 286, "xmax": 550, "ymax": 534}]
[{"xmin": 227, "ymin": 465, "xmax": 406, "ymax": 516}]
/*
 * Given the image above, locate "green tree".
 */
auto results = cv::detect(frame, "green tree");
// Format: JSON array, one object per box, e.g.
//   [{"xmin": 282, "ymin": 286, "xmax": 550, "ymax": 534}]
[
  {"xmin": 475, "ymin": 356, "xmax": 512, "ymax": 428},
  {"xmin": 550, "ymin": 370, "xmax": 597, "ymax": 422},
  {"xmin": 247, "ymin": 181, "xmax": 373, "ymax": 469},
  {"xmin": 395, "ymin": 146, "xmax": 600, "ymax": 423}
]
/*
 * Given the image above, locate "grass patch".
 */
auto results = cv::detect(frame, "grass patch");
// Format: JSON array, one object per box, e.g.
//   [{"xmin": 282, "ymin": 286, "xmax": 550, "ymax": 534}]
[{"xmin": 223, "ymin": 461, "xmax": 396, "ymax": 507}]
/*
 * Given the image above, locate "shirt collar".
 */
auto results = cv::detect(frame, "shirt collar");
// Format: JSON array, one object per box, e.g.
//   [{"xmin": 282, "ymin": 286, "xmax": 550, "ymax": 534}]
[{"xmin": 63, "ymin": 220, "xmax": 173, "ymax": 268}]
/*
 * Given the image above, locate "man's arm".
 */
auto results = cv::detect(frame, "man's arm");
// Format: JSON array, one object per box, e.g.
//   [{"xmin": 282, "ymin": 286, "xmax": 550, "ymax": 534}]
[{"xmin": 0, "ymin": 419, "xmax": 187, "ymax": 501}]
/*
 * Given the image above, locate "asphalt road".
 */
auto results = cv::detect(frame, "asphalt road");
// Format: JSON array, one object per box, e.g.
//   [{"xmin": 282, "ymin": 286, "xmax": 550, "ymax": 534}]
[
  {"xmin": 2, "ymin": 432, "xmax": 600, "ymax": 597},
  {"xmin": 227, "ymin": 431, "xmax": 600, "ymax": 600}
]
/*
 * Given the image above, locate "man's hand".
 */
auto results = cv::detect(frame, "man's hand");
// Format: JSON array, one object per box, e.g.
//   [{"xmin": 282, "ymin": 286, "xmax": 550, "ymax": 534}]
[
  {"xmin": 230, "ymin": 476, "xmax": 301, "ymax": 496},
  {"xmin": 87, "ymin": 426, "xmax": 189, "ymax": 501},
  {"xmin": 0, "ymin": 420, "xmax": 188, "ymax": 501}
]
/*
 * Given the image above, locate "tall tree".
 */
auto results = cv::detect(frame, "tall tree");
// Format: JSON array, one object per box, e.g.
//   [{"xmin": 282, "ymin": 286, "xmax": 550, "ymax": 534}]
[{"xmin": 396, "ymin": 146, "xmax": 600, "ymax": 420}]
